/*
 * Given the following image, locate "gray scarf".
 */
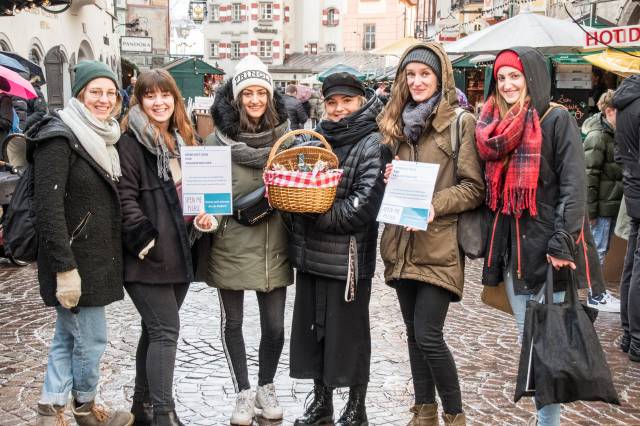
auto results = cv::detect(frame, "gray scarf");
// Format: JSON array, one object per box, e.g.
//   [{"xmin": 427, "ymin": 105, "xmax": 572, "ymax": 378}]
[
  {"xmin": 214, "ymin": 121, "xmax": 289, "ymax": 169},
  {"xmin": 127, "ymin": 105, "xmax": 185, "ymax": 181},
  {"xmin": 402, "ymin": 92, "xmax": 442, "ymax": 143},
  {"xmin": 58, "ymin": 97, "xmax": 121, "ymax": 180}
]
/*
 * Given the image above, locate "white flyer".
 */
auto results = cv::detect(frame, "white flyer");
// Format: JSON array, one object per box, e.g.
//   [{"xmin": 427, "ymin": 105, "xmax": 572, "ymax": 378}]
[
  {"xmin": 180, "ymin": 146, "xmax": 233, "ymax": 215},
  {"xmin": 376, "ymin": 160, "xmax": 440, "ymax": 231}
]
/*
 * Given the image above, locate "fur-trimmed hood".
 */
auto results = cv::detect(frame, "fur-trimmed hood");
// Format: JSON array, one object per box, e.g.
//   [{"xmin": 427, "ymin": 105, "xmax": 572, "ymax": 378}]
[{"xmin": 210, "ymin": 80, "xmax": 289, "ymax": 139}]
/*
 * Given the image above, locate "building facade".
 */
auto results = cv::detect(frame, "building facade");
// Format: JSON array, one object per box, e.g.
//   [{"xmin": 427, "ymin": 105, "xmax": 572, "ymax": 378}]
[
  {"xmin": 341, "ymin": 0, "xmax": 408, "ymax": 52},
  {"xmin": 0, "ymin": 1, "xmax": 120, "ymax": 110},
  {"xmin": 123, "ymin": 0, "xmax": 171, "ymax": 70}
]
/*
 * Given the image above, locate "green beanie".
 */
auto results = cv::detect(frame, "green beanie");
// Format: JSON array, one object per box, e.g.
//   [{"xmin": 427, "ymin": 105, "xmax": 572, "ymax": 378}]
[{"xmin": 72, "ymin": 60, "xmax": 119, "ymax": 97}]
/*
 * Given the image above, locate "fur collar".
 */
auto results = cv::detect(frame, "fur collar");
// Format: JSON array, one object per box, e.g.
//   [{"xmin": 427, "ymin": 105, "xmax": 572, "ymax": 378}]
[{"xmin": 210, "ymin": 80, "xmax": 289, "ymax": 140}]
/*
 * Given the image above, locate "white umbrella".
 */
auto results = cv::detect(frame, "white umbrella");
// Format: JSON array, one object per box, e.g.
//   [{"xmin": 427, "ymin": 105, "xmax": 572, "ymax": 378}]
[{"xmin": 444, "ymin": 12, "xmax": 593, "ymax": 54}]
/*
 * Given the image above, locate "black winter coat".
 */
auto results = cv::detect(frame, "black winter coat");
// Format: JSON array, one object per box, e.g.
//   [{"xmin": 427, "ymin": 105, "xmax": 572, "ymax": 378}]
[
  {"xmin": 116, "ymin": 133, "xmax": 193, "ymax": 285},
  {"xmin": 28, "ymin": 114, "xmax": 124, "ymax": 307},
  {"xmin": 613, "ymin": 75, "xmax": 640, "ymax": 219},
  {"xmin": 288, "ymin": 95, "xmax": 390, "ymax": 280},
  {"xmin": 482, "ymin": 47, "xmax": 605, "ymax": 296},
  {"xmin": 284, "ymin": 94, "xmax": 308, "ymax": 130}
]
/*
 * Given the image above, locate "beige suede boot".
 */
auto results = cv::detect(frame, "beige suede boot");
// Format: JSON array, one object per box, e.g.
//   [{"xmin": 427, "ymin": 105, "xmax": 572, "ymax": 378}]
[
  {"xmin": 407, "ymin": 403, "xmax": 438, "ymax": 426},
  {"xmin": 36, "ymin": 403, "xmax": 69, "ymax": 426},
  {"xmin": 72, "ymin": 400, "xmax": 134, "ymax": 426},
  {"xmin": 442, "ymin": 412, "xmax": 466, "ymax": 426}
]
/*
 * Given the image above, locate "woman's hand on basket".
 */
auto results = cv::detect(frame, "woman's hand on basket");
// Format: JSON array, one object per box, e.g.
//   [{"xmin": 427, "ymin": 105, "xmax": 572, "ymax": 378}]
[
  {"xmin": 546, "ymin": 254, "xmax": 576, "ymax": 271},
  {"xmin": 194, "ymin": 212, "xmax": 218, "ymax": 233},
  {"xmin": 404, "ymin": 204, "xmax": 435, "ymax": 231},
  {"xmin": 383, "ymin": 156, "xmax": 399, "ymax": 184}
]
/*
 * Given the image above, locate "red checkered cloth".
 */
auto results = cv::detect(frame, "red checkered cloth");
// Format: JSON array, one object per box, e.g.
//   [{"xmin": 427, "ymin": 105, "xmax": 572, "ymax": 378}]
[{"xmin": 263, "ymin": 169, "xmax": 343, "ymax": 189}]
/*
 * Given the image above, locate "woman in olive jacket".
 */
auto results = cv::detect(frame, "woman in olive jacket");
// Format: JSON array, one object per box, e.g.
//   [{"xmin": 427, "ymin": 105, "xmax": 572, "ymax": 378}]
[
  {"xmin": 195, "ymin": 55, "xmax": 292, "ymax": 426},
  {"xmin": 378, "ymin": 42, "xmax": 485, "ymax": 426}
]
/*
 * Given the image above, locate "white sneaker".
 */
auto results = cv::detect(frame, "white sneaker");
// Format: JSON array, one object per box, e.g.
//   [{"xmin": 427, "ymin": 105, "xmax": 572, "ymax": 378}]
[
  {"xmin": 255, "ymin": 383, "xmax": 283, "ymax": 420},
  {"xmin": 587, "ymin": 290, "xmax": 621, "ymax": 313},
  {"xmin": 231, "ymin": 389, "xmax": 255, "ymax": 425}
]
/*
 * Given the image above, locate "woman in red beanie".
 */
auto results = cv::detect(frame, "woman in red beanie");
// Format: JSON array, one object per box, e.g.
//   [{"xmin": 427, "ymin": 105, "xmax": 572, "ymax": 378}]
[{"xmin": 475, "ymin": 48, "xmax": 605, "ymax": 425}]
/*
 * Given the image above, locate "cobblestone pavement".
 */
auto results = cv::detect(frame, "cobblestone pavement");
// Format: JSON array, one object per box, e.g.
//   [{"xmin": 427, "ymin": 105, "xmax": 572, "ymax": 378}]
[{"xmin": 1, "ymin": 257, "xmax": 640, "ymax": 425}]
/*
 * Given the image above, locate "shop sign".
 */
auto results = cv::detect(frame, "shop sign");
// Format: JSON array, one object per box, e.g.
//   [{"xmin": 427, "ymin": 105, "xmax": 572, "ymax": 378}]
[
  {"xmin": 121, "ymin": 36, "xmax": 153, "ymax": 53},
  {"xmin": 585, "ymin": 24, "xmax": 640, "ymax": 49},
  {"xmin": 254, "ymin": 27, "xmax": 278, "ymax": 34},
  {"xmin": 438, "ymin": 17, "xmax": 459, "ymax": 42}
]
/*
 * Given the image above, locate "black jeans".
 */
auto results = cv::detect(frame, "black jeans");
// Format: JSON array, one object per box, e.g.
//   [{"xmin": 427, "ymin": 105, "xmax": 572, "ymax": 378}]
[
  {"xmin": 621, "ymin": 217, "xmax": 640, "ymax": 350},
  {"xmin": 125, "ymin": 282, "xmax": 190, "ymax": 414},
  {"xmin": 218, "ymin": 287, "xmax": 286, "ymax": 392},
  {"xmin": 395, "ymin": 280, "xmax": 463, "ymax": 415}
]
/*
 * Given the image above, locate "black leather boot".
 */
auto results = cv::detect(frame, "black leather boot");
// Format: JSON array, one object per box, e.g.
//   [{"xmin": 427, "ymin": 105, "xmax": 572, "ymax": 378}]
[
  {"xmin": 621, "ymin": 331, "xmax": 631, "ymax": 353},
  {"xmin": 335, "ymin": 384, "xmax": 368, "ymax": 426},
  {"xmin": 151, "ymin": 411, "xmax": 184, "ymax": 426},
  {"xmin": 131, "ymin": 401, "xmax": 153, "ymax": 426},
  {"xmin": 294, "ymin": 380, "xmax": 334, "ymax": 425}
]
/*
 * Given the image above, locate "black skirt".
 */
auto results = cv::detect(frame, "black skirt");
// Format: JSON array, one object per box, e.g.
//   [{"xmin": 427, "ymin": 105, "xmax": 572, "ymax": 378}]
[{"xmin": 289, "ymin": 271, "xmax": 371, "ymax": 388}]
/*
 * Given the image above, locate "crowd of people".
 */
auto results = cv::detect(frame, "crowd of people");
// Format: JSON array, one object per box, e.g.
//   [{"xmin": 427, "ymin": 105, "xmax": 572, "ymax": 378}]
[{"xmin": 15, "ymin": 40, "xmax": 638, "ymax": 426}]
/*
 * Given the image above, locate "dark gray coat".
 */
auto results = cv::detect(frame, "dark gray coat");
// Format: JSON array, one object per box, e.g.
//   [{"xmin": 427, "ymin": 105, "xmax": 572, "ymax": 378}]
[
  {"xmin": 28, "ymin": 114, "xmax": 124, "ymax": 307},
  {"xmin": 284, "ymin": 94, "xmax": 308, "ymax": 130}
]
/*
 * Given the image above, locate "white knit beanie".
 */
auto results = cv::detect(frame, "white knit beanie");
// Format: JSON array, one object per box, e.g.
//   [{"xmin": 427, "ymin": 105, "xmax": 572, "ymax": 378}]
[{"xmin": 232, "ymin": 55, "xmax": 274, "ymax": 100}]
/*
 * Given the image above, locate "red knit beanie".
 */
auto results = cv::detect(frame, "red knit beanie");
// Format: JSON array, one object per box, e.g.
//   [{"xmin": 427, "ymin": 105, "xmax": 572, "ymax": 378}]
[{"xmin": 493, "ymin": 50, "xmax": 524, "ymax": 79}]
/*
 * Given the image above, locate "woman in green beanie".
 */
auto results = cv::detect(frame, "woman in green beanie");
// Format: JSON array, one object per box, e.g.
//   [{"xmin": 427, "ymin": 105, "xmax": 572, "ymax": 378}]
[{"xmin": 28, "ymin": 60, "xmax": 134, "ymax": 426}]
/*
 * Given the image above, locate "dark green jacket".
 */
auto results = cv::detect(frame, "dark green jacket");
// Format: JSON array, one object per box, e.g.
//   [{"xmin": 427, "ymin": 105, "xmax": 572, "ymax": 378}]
[{"xmin": 582, "ymin": 113, "xmax": 623, "ymax": 219}]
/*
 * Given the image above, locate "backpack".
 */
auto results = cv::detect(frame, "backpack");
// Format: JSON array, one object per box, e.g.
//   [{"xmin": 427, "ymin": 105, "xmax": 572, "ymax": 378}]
[{"xmin": 2, "ymin": 144, "xmax": 37, "ymax": 263}]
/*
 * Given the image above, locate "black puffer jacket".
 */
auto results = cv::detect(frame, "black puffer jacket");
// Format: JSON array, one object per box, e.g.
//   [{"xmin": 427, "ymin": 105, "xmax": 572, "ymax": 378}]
[
  {"xmin": 482, "ymin": 47, "xmax": 605, "ymax": 296},
  {"xmin": 116, "ymin": 132, "xmax": 193, "ymax": 285},
  {"xmin": 28, "ymin": 113, "xmax": 124, "ymax": 307},
  {"xmin": 284, "ymin": 94, "xmax": 308, "ymax": 130},
  {"xmin": 612, "ymin": 75, "xmax": 640, "ymax": 219},
  {"xmin": 288, "ymin": 94, "xmax": 391, "ymax": 280}
]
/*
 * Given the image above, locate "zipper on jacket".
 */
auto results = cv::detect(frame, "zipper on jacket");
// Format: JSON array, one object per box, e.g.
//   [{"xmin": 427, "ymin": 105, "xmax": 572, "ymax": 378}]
[
  {"xmin": 487, "ymin": 212, "xmax": 500, "ymax": 268},
  {"xmin": 265, "ymin": 220, "xmax": 270, "ymax": 290},
  {"xmin": 515, "ymin": 216, "xmax": 522, "ymax": 280},
  {"xmin": 69, "ymin": 211, "xmax": 92, "ymax": 246},
  {"xmin": 576, "ymin": 219, "xmax": 592, "ymax": 289}
]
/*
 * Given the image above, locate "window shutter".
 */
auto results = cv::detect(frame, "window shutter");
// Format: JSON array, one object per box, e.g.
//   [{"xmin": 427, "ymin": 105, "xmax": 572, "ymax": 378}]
[
  {"xmin": 250, "ymin": 39, "xmax": 258, "ymax": 54},
  {"xmin": 322, "ymin": 8, "xmax": 328, "ymax": 26},
  {"xmin": 272, "ymin": 40, "xmax": 280, "ymax": 59},
  {"xmin": 273, "ymin": 2, "xmax": 280, "ymax": 21},
  {"xmin": 334, "ymin": 8, "xmax": 340, "ymax": 25},
  {"xmin": 250, "ymin": 3, "xmax": 258, "ymax": 20},
  {"xmin": 284, "ymin": 5, "xmax": 290, "ymax": 23},
  {"xmin": 240, "ymin": 3, "xmax": 247, "ymax": 21},
  {"xmin": 285, "ymin": 43, "xmax": 290, "ymax": 55},
  {"xmin": 240, "ymin": 42, "xmax": 248, "ymax": 58}
]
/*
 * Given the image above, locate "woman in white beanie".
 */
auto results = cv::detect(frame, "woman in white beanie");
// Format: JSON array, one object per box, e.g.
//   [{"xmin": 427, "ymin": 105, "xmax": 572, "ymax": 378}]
[{"xmin": 194, "ymin": 55, "xmax": 292, "ymax": 425}]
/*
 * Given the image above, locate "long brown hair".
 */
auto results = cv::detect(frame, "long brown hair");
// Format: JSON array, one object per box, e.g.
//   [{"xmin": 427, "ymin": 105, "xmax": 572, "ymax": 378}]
[
  {"xmin": 234, "ymin": 93, "xmax": 281, "ymax": 133},
  {"xmin": 378, "ymin": 69, "xmax": 411, "ymax": 145},
  {"xmin": 121, "ymin": 69, "xmax": 196, "ymax": 151}
]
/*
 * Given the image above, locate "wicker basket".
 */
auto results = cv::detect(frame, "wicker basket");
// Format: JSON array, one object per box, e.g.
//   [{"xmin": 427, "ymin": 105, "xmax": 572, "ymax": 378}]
[{"xmin": 264, "ymin": 129, "xmax": 340, "ymax": 213}]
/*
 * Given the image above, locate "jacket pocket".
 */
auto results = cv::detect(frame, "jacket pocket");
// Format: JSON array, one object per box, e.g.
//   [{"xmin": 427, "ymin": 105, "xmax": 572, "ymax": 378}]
[
  {"xmin": 410, "ymin": 217, "xmax": 457, "ymax": 267},
  {"xmin": 380, "ymin": 224, "xmax": 398, "ymax": 263},
  {"xmin": 69, "ymin": 211, "xmax": 92, "ymax": 246}
]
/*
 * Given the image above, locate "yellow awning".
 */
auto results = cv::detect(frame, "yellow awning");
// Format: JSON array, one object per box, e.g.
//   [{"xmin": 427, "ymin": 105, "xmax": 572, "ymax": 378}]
[
  {"xmin": 584, "ymin": 49, "xmax": 640, "ymax": 77},
  {"xmin": 372, "ymin": 37, "xmax": 422, "ymax": 56}
]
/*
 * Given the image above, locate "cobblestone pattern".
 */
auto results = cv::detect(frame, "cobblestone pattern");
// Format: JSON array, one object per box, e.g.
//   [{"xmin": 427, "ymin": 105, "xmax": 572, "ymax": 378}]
[{"xmin": 1, "ymin": 257, "xmax": 639, "ymax": 425}]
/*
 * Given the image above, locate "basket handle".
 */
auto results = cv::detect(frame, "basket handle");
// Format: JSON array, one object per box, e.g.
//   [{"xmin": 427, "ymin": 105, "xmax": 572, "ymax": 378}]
[{"xmin": 266, "ymin": 129, "xmax": 331, "ymax": 169}]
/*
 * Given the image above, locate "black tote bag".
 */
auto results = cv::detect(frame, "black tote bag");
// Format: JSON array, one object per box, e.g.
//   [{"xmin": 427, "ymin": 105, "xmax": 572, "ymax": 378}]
[{"xmin": 514, "ymin": 265, "xmax": 619, "ymax": 408}]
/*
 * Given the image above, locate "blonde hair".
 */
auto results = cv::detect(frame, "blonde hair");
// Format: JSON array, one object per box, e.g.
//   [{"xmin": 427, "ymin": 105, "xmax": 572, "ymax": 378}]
[
  {"xmin": 378, "ymin": 70, "xmax": 411, "ymax": 145},
  {"xmin": 321, "ymin": 95, "xmax": 366, "ymax": 120},
  {"xmin": 76, "ymin": 87, "xmax": 123, "ymax": 121},
  {"xmin": 597, "ymin": 89, "xmax": 615, "ymax": 112}
]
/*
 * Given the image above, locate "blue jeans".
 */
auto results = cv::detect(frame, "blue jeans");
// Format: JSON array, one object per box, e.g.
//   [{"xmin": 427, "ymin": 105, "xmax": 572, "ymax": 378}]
[
  {"xmin": 591, "ymin": 217, "xmax": 615, "ymax": 265},
  {"xmin": 40, "ymin": 306, "xmax": 107, "ymax": 406},
  {"xmin": 504, "ymin": 266, "xmax": 564, "ymax": 426}
]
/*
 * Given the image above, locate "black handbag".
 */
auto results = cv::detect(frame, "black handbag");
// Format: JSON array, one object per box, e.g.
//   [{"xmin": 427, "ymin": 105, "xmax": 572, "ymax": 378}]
[
  {"xmin": 232, "ymin": 186, "xmax": 274, "ymax": 226},
  {"xmin": 450, "ymin": 107, "xmax": 489, "ymax": 259},
  {"xmin": 514, "ymin": 264, "xmax": 619, "ymax": 408}
]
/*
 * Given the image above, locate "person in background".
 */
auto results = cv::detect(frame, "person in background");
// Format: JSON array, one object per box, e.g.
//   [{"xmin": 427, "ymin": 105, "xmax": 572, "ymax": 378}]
[
  {"xmin": 589, "ymin": 69, "xmax": 607, "ymax": 115},
  {"xmin": 378, "ymin": 42, "xmax": 485, "ymax": 426},
  {"xmin": 284, "ymin": 84, "xmax": 308, "ymax": 130},
  {"xmin": 308, "ymin": 88, "xmax": 321, "ymax": 128},
  {"xmin": 24, "ymin": 76, "xmax": 49, "ymax": 132},
  {"xmin": 196, "ymin": 55, "xmax": 292, "ymax": 426},
  {"xmin": 0, "ymin": 93, "xmax": 13, "ymax": 146},
  {"xmin": 126, "ymin": 75, "xmax": 137, "ymax": 99},
  {"xmin": 288, "ymin": 72, "xmax": 389, "ymax": 426},
  {"xmin": 582, "ymin": 89, "xmax": 623, "ymax": 313},
  {"xmin": 117, "ymin": 69, "xmax": 200, "ymax": 426},
  {"xmin": 29, "ymin": 60, "xmax": 133, "ymax": 426},
  {"xmin": 612, "ymin": 74, "xmax": 640, "ymax": 362}
]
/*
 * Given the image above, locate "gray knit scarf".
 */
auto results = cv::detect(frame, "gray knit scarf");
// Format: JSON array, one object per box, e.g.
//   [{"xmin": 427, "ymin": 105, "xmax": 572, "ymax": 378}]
[
  {"xmin": 127, "ymin": 104, "xmax": 185, "ymax": 181},
  {"xmin": 402, "ymin": 91, "xmax": 442, "ymax": 143},
  {"xmin": 58, "ymin": 97, "xmax": 122, "ymax": 180},
  {"xmin": 214, "ymin": 120, "xmax": 289, "ymax": 169}
]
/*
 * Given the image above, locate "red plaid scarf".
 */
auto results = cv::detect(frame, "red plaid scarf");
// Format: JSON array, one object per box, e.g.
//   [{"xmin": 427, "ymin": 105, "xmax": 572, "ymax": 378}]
[{"xmin": 475, "ymin": 96, "xmax": 542, "ymax": 217}]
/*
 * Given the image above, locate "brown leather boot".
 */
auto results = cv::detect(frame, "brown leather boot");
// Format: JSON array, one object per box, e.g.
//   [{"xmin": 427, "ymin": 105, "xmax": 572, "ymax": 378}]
[
  {"xmin": 442, "ymin": 412, "xmax": 466, "ymax": 426},
  {"xmin": 72, "ymin": 400, "xmax": 134, "ymax": 426},
  {"xmin": 407, "ymin": 403, "xmax": 438, "ymax": 426},
  {"xmin": 36, "ymin": 403, "xmax": 69, "ymax": 426}
]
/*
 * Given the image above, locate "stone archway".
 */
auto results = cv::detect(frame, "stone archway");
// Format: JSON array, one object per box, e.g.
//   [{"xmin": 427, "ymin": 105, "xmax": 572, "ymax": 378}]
[
  {"xmin": 0, "ymin": 33, "xmax": 13, "ymax": 52},
  {"xmin": 619, "ymin": 0, "xmax": 640, "ymax": 25},
  {"xmin": 78, "ymin": 40, "xmax": 94, "ymax": 62},
  {"xmin": 45, "ymin": 46, "xmax": 67, "ymax": 110}
]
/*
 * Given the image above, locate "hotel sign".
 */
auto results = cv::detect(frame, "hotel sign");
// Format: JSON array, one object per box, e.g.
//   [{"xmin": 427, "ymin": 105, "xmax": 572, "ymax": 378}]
[{"xmin": 120, "ymin": 36, "xmax": 153, "ymax": 53}]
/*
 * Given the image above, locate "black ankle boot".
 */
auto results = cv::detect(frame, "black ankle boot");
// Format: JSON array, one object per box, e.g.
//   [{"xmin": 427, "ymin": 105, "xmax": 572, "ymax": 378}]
[
  {"xmin": 621, "ymin": 331, "xmax": 631, "ymax": 353},
  {"xmin": 151, "ymin": 411, "xmax": 184, "ymax": 426},
  {"xmin": 335, "ymin": 384, "xmax": 368, "ymax": 426},
  {"xmin": 131, "ymin": 400, "xmax": 153, "ymax": 426},
  {"xmin": 294, "ymin": 380, "xmax": 334, "ymax": 425}
]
